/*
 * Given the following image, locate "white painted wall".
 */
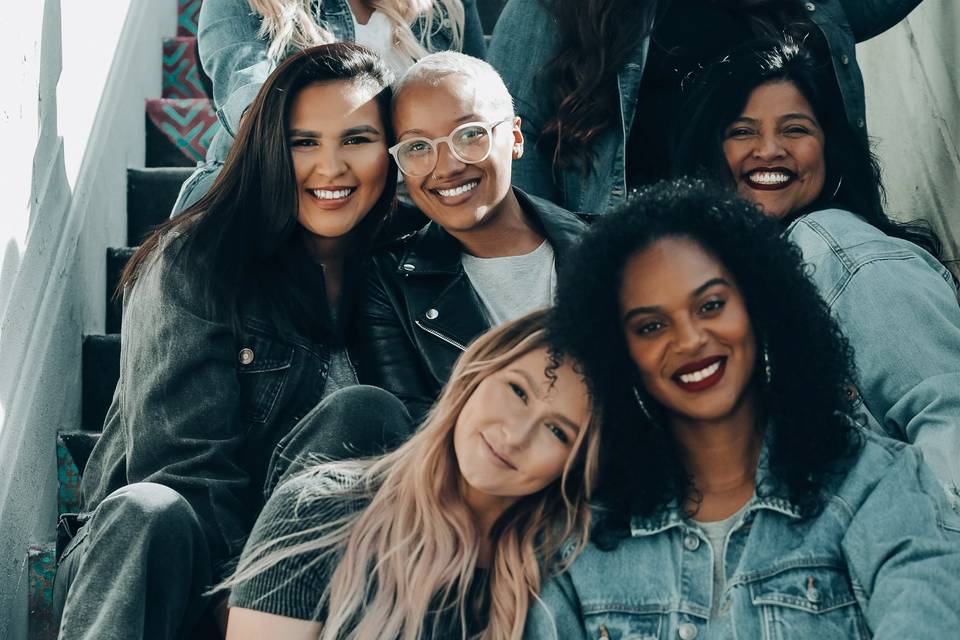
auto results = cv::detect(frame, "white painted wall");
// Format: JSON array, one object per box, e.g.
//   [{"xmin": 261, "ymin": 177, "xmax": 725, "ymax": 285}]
[
  {"xmin": 0, "ymin": 1, "xmax": 175, "ymax": 636},
  {"xmin": 858, "ymin": 0, "xmax": 960, "ymax": 278}
]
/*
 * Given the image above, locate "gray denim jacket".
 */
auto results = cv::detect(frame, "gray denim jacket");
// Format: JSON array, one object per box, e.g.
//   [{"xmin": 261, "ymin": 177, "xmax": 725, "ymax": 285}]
[
  {"xmin": 786, "ymin": 208, "xmax": 960, "ymax": 499},
  {"xmin": 487, "ymin": 0, "xmax": 923, "ymax": 214},
  {"xmin": 526, "ymin": 431, "xmax": 960, "ymax": 640},
  {"xmin": 80, "ymin": 237, "xmax": 347, "ymax": 569},
  {"xmin": 198, "ymin": 0, "xmax": 486, "ymax": 164}
]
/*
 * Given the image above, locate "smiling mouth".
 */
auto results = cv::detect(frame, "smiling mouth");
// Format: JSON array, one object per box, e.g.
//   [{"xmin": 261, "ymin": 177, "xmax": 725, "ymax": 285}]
[
  {"xmin": 432, "ymin": 178, "xmax": 480, "ymax": 199},
  {"xmin": 743, "ymin": 168, "xmax": 796, "ymax": 191},
  {"xmin": 481, "ymin": 434, "xmax": 516, "ymax": 470},
  {"xmin": 672, "ymin": 356, "xmax": 727, "ymax": 392},
  {"xmin": 309, "ymin": 187, "xmax": 356, "ymax": 200}
]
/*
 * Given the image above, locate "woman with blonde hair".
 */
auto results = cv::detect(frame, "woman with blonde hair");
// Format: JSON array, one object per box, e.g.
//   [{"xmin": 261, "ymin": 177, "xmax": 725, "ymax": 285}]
[
  {"xmin": 224, "ymin": 309, "xmax": 604, "ymax": 639},
  {"xmin": 173, "ymin": 0, "xmax": 485, "ymax": 213}
]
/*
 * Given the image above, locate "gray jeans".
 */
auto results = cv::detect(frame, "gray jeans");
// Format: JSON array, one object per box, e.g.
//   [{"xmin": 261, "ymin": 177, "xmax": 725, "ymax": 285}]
[{"xmin": 53, "ymin": 385, "xmax": 412, "ymax": 640}]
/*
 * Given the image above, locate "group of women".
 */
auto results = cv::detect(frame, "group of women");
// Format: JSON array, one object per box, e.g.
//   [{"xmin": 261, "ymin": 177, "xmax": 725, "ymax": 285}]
[{"xmin": 51, "ymin": 0, "xmax": 960, "ymax": 639}]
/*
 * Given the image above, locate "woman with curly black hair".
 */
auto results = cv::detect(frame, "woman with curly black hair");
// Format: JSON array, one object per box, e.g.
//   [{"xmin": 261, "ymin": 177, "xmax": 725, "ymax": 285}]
[{"xmin": 526, "ymin": 178, "xmax": 960, "ymax": 639}]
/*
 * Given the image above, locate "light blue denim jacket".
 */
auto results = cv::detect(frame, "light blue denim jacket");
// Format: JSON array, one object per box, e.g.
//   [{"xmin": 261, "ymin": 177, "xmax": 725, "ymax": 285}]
[
  {"xmin": 487, "ymin": 0, "xmax": 923, "ymax": 214},
  {"xmin": 786, "ymin": 208, "xmax": 960, "ymax": 500},
  {"xmin": 173, "ymin": 0, "xmax": 486, "ymax": 212},
  {"xmin": 526, "ymin": 431, "xmax": 960, "ymax": 640}
]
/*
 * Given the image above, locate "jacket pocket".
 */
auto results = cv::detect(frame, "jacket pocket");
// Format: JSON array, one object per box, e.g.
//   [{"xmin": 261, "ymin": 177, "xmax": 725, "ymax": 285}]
[
  {"xmin": 582, "ymin": 609, "xmax": 662, "ymax": 640},
  {"xmin": 236, "ymin": 330, "xmax": 294, "ymax": 424},
  {"xmin": 749, "ymin": 565, "xmax": 868, "ymax": 639}
]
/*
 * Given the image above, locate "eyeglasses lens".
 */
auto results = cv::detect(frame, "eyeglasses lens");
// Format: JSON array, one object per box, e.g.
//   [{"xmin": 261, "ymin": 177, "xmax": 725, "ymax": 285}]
[{"xmin": 397, "ymin": 125, "xmax": 492, "ymax": 176}]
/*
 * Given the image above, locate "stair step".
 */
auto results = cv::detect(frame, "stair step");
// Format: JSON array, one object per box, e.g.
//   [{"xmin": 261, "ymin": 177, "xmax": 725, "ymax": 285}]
[
  {"xmin": 27, "ymin": 544, "xmax": 57, "ymax": 640},
  {"xmin": 177, "ymin": 0, "xmax": 202, "ymax": 37},
  {"xmin": 82, "ymin": 335, "xmax": 120, "ymax": 432},
  {"xmin": 127, "ymin": 167, "xmax": 193, "ymax": 245},
  {"xmin": 57, "ymin": 432, "xmax": 101, "ymax": 516},
  {"xmin": 106, "ymin": 247, "xmax": 136, "ymax": 333},
  {"xmin": 145, "ymin": 98, "xmax": 219, "ymax": 167},
  {"xmin": 163, "ymin": 36, "xmax": 210, "ymax": 99}
]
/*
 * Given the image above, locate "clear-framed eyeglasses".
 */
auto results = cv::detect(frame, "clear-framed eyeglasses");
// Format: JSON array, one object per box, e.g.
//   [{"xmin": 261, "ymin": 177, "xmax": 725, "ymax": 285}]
[{"xmin": 388, "ymin": 117, "xmax": 513, "ymax": 177}]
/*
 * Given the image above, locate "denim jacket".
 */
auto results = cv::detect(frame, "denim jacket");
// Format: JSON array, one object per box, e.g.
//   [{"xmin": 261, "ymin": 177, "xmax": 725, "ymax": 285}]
[
  {"xmin": 487, "ymin": 0, "xmax": 923, "ymax": 214},
  {"xmin": 785, "ymin": 208, "xmax": 960, "ymax": 500},
  {"xmin": 80, "ymin": 236, "xmax": 350, "ymax": 570},
  {"xmin": 198, "ymin": 0, "xmax": 486, "ymax": 165},
  {"xmin": 526, "ymin": 431, "xmax": 960, "ymax": 640}
]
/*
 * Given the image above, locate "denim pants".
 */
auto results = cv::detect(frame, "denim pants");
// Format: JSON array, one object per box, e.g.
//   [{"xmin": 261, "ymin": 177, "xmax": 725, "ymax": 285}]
[{"xmin": 53, "ymin": 385, "xmax": 412, "ymax": 640}]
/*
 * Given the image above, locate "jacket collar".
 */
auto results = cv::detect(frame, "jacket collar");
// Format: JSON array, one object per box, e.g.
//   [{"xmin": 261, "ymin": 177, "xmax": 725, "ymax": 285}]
[
  {"xmin": 628, "ymin": 429, "xmax": 802, "ymax": 537},
  {"xmin": 394, "ymin": 187, "xmax": 587, "ymax": 277}
]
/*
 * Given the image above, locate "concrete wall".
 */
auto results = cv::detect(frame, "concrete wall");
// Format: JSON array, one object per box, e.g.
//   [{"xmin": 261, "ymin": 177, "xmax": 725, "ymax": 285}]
[
  {"xmin": 0, "ymin": 1, "xmax": 174, "ymax": 636},
  {"xmin": 857, "ymin": 0, "xmax": 960, "ymax": 278}
]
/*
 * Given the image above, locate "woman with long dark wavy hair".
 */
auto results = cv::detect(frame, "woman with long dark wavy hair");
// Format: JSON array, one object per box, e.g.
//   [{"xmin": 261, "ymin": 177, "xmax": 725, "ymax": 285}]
[
  {"xmin": 672, "ymin": 39, "xmax": 960, "ymax": 496},
  {"xmin": 486, "ymin": 0, "xmax": 924, "ymax": 214},
  {"xmin": 527, "ymin": 178, "xmax": 960, "ymax": 639},
  {"xmin": 53, "ymin": 43, "xmax": 409, "ymax": 640}
]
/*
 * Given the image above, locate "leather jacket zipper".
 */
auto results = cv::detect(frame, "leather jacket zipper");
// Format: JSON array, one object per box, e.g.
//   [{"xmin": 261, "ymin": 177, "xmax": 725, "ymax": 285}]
[{"xmin": 414, "ymin": 320, "xmax": 466, "ymax": 351}]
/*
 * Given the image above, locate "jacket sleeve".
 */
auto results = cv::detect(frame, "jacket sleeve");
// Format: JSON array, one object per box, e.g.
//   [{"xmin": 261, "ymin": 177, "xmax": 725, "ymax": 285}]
[
  {"xmin": 460, "ymin": 0, "xmax": 487, "ymax": 58},
  {"xmin": 486, "ymin": 0, "xmax": 564, "ymax": 205},
  {"xmin": 119, "ymin": 249, "xmax": 251, "ymax": 569},
  {"xmin": 198, "ymin": 0, "xmax": 275, "ymax": 140},
  {"xmin": 837, "ymin": 0, "xmax": 924, "ymax": 42},
  {"xmin": 524, "ymin": 570, "xmax": 588, "ymax": 640},
  {"xmin": 353, "ymin": 263, "xmax": 435, "ymax": 424},
  {"xmin": 830, "ymin": 255, "xmax": 960, "ymax": 498},
  {"xmin": 842, "ymin": 445, "xmax": 960, "ymax": 639}
]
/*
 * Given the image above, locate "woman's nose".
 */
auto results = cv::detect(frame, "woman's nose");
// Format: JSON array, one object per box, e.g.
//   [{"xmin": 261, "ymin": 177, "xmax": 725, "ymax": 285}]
[
  {"xmin": 314, "ymin": 146, "xmax": 348, "ymax": 177},
  {"xmin": 752, "ymin": 132, "xmax": 787, "ymax": 161},
  {"xmin": 432, "ymin": 140, "xmax": 466, "ymax": 179}
]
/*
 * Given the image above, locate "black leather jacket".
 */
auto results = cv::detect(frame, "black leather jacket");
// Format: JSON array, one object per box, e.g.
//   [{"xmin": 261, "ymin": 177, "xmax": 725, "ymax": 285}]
[{"xmin": 354, "ymin": 189, "xmax": 588, "ymax": 421}]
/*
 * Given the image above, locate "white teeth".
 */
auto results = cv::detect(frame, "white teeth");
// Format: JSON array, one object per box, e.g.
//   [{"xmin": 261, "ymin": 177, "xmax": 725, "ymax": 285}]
[
  {"xmin": 436, "ymin": 179, "xmax": 479, "ymax": 197},
  {"xmin": 748, "ymin": 171, "xmax": 791, "ymax": 185},
  {"xmin": 678, "ymin": 360, "xmax": 721, "ymax": 384},
  {"xmin": 311, "ymin": 188, "xmax": 353, "ymax": 200}
]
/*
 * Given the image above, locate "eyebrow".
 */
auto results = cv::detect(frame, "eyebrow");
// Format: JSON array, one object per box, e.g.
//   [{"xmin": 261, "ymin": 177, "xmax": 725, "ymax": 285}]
[
  {"xmin": 728, "ymin": 113, "xmax": 820, "ymax": 127},
  {"xmin": 622, "ymin": 277, "xmax": 732, "ymax": 322},
  {"xmin": 397, "ymin": 113, "xmax": 482, "ymax": 139},
  {"xmin": 510, "ymin": 367, "xmax": 583, "ymax": 434},
  {"xmin": 288, "ymin": 124, "xmax": 382, "ymax": 138}
]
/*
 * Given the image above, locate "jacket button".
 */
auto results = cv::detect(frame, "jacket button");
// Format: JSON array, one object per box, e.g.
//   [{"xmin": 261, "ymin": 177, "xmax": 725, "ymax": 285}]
[
  {"xmin": 683, "ymin": 534, "xmax": 700, "ymax": 551},
  {"xmin": 402, "ymin": 263, "xmax": 416, "ymax": 272},
  {"xmin": 841, "ymin": 54, "xmax": 850, "ymax": 65},
  {"xmin": 425, "ymin": 308, "xmax": 439, "ymax": 320},
  {"xmin": 678, "ymin": 622, "xmax": 698, "ymax": 639},
  {"xmin": 238, "ymin": 348, "xmax": 254, "ymax": 365},
  {"xmin": 856, "ymin": 118, "xmax": 865, "ymax": 128},
  {"xmin": 804, "ymin": 2, "xmax": 816, "ymax": 11}
]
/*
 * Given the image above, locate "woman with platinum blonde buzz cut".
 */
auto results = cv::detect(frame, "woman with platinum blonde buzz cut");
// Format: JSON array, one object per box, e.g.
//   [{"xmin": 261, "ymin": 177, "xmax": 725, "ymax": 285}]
[
  {"xmin": 357, "ymin": 51, "xmax": 590, "ymax": 423},
  {"xmin": 223, "ymin": 309, "xmax": 604, "ymax": 640}
]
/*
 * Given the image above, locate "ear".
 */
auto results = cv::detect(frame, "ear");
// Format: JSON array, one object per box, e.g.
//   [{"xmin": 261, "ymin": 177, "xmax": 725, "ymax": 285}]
[{"xmin": 511, "ymin": 116, "xmax": 524, "ymax": 160}]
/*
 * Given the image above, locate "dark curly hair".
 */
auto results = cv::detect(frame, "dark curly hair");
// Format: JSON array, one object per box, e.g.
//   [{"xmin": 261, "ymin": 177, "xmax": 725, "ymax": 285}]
[
  {"xmin": 549, "ymin": 177, "xmax": 862, "ymax": 547},
  {"xmin": 671, "ymin": 38, "xmax": 944, "ymax": 261}
]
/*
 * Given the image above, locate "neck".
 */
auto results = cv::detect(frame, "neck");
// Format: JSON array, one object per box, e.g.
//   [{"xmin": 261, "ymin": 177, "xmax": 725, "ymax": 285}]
[
  {"xmin": 459, "ymin": 480, "xmax": 516, "ymax": 568},
  {"xmin": 669, "ymin": 389, "xmax": 763, "ymax": 520},
  {"xmin": 304, "ymin": 233, "xmax": 351, "ymax": 309},
  {"xmin": 450, "ymin": 189, "xmax": 545, "ymax": 258}
]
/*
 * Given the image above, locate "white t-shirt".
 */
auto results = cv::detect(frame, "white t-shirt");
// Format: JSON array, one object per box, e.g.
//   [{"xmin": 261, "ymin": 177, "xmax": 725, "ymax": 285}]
[{"xmin": 460, "ymin": 240, "xmax": 557, "ymax": 325}]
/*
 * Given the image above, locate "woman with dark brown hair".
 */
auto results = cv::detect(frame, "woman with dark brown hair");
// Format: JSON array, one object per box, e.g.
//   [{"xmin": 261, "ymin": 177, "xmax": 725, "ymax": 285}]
[{"xmin": 486, "ymin": 0, "xmax": 925, "ymax": 215}]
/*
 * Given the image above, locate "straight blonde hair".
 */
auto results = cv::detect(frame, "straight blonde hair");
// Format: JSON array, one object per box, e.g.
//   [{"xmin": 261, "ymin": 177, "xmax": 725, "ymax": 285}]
[
  {"xmin": 247, "ymin": 0, "xmax": 465, "ymax": 63},
  {"xmin": 225, "ymin": 309, "xmax": 603, "ymax": 639}
]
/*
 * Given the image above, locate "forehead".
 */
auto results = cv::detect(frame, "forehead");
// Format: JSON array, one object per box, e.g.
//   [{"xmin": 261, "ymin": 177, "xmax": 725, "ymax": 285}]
[
  {"xmin": 393, "ymin": 75, "xmax": 500, "ymax": 130},
  {"xmin": 289, "ymin": 80, "xmax": 383, "ymax": 126},
  {"xmin": 741, "ymin": 80, "xmax": 816, "ymax": 117},
  {"xmin": 620, "ymin": 237, "xmax": 734, "ymax": 303},
  {"xmin": 508, "ymin": 347, "xmax": 591, "ymax": 421}
]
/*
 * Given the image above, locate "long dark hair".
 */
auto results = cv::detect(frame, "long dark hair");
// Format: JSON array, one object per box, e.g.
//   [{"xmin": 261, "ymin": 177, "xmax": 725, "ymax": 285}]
[
  {"xmin": 120, "ymin": 43, "xmax": 398, "ymax": 338},
  {"xmin": 539, "ymin": 0, "xmax": 809, "ymax": 171},
  {"xmin": 548, "ymin": 178, "xmax": 862, "ymax": 546},
  {"xmin": 672, "ymin": 38, "xmax": 944, "ymax": 259}
]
